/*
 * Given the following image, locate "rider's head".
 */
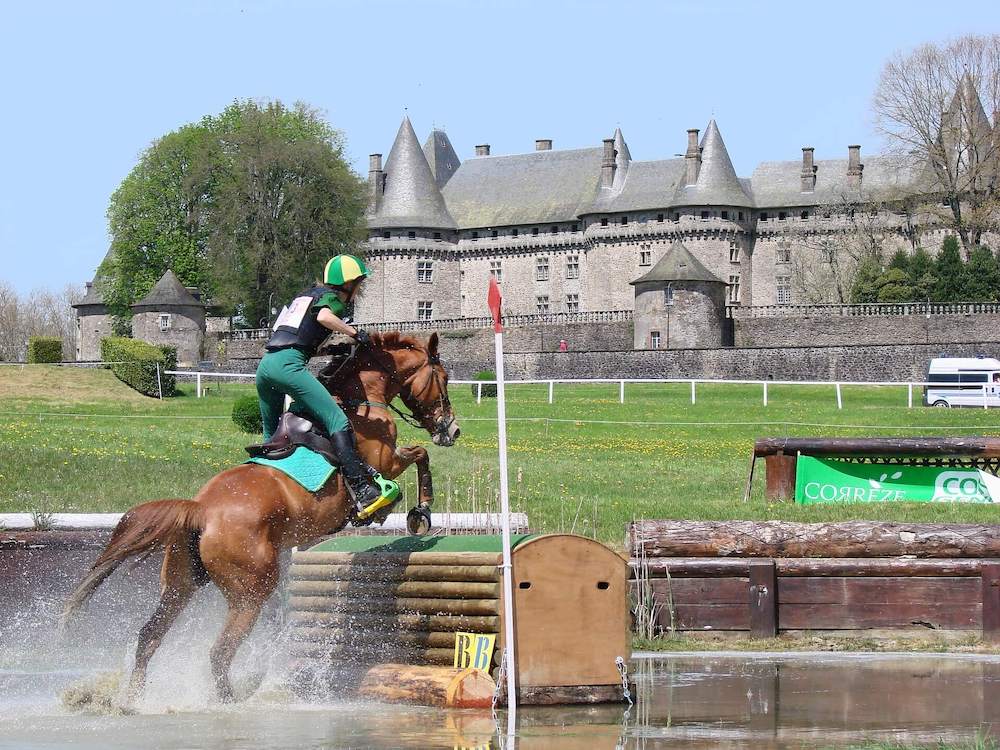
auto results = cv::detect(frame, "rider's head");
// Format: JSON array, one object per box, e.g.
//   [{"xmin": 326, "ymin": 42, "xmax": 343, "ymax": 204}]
[{"xmin": 324, "ymin": 255, "xmax": 369, "ymax": 299}]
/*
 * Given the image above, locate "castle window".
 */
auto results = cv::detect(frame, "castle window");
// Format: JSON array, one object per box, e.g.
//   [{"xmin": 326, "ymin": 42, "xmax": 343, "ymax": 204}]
[
  {"xmin": 536, "ymin": 257, "xmax": 550, "ymax": 281},
  {"xmin": 777, "ymin": 246, "xmax": 791, "ymax": 263},
  {"xmin": 776, "ymin": 276, "xmax": 792, "ymax": 305},
  {"xmin": 417, "ymin": 301, "xmax": 433, "ymax": 320},
  {"xmin": 700, "ymin": 211, "xmax": 710, "ymax": 220},
  {"xmin": 471, "ymin": 231, "xmax": 479, "ymax": 241},
  {"xmin": 491, "ymin": 230, "xmax": 498, "ymax": 238},
  {"xmin": 800, "ymin": 210, "xmax": 809, "ymax": 220},
  {"xmin": 721, "ymin": 211, "xmax": 729, "ymax": 220},
  {"xmin": 664, "ymin": 286, "xmax": 674, "ymax": 305},
  {"xmin": 759, "ymin": 212, "xmax": 769, "ymax": 221},
  {"xmin": 738, "ymin": 211, "xmax": 744, "ymax": 221},
  {"xmin": 621, "ymin": 216, "xmax": 628, "ymax": 225},
  {"xmin": 159, "ymin": 314, "xmax": 171, "ymax": 332},
  {"xmin": 417, "ymin": 261, "xmax": 433, "ymax": 284},
  {"xmin": 551, "ymin": 226, "xmax": 558, "ymax": 234},
  {"xmin": 490, "ymin": 260, "xmax": 503, "ymax": 283},
  {"xmin": 566, "ymin": 293, "xmax": 579, "ymax": 312},
  {"xmin": 657, "ymin": 213, "xmax": 664, "ymax": 222},
  {"xmin": 728, "ymin": 274, "xmax": 741, "ymax": 304},
  {"xmin": 408, "ymin": 231, "xmax": 416, "ymax": 239},
  {"xmin": 536, "ymin": 295, "xmax": 550, "ymax": 313},
  {"xmin": 571, "ymin": 223, "xmax": 579, "ymax": 232},
  {"xmin": 601, "ymin": 217, "xmax": 608, "ymax": 227},
  {"xmin": 566, "ymin": 254, "xmax": 579, "ymax": 279},
  {"xmin": 639, "ymin": 249, "xmax": 651, "ymax": 266},
  {"xmin": 433, "ymin": 232, "xmax": 441, "ymax": 241},
  {"xmin": 672, "ymin": 212, "xmax": 680, "ymax": 221},
  {"xmin": 650, "ymin": 331, "xmax": 661, "ymax": 349},
  {"xmin": 823, "ymin": 211, "xmax": 832, "ymax": 219},
  {"xmin": 729, "ymin": 243, "xmax": 740, "ymax": 263},
  {"xmin": 382, "ymin": 231, "xmax": 390, "ymax": 239},
  {"xmin": 778, "ymin": 211, "xmax": 787, "ymax": 221},
  {"xmin": 512, "ymin": 228, "xmax": 519, "ymax": 237},
  {"xmin": 532, "ymin": 227, "xmax": 539, "ymax": 236}
]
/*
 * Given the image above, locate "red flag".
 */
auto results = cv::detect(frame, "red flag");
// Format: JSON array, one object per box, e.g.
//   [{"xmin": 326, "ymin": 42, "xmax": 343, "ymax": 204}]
[{"xmin": 488, "ymin": 276, "xmax": 503, "ymax": 333}]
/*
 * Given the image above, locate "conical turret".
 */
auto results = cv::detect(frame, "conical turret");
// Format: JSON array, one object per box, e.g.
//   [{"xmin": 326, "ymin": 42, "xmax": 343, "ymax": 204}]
[
  {"xmin": 674, "ymin": 119, "xmax": 751, "ymax": 206},
  {"xmin": 371, "ymin": 117, "xmax": 456, "ymax": 229}
]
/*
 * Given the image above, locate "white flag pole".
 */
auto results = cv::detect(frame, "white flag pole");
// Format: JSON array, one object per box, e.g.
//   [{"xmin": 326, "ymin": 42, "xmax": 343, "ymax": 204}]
[{"xmin": 489, "ymin": 280, "xmax": 518, "ymax": 740}]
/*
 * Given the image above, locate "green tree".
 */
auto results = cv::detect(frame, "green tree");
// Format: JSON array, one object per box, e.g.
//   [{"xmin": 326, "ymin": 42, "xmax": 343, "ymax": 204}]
[
  {"xmin": 850, "ymin": 256, "xmax": 884, "ymax": 303},
  {"xmin": 875, "ymin": 268, "xmax": 916, "ymax": 302},
  {"xmin": 102, "ymin": 100, "xmax": 366, "ymax": 324},
  {"xmin": 931, "ymin": 235, "xmax": 968, "ymax": 302},
  {"xmin": 963, "ymin": 246, "xmax": 1000, "ymax": 301},
  {"xmin": 908, "ymin": 247, "xmax": 936, "ymax": 300},
  {"xmin": 887, "ymin": 248, "xmax": 910, "ymax": 272}
]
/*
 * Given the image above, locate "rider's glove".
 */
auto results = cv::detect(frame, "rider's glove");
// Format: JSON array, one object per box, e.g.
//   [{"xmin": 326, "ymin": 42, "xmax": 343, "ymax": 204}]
[{"xmin": 353, "ymin": 329, "xmax": 372, "ymax": 347}]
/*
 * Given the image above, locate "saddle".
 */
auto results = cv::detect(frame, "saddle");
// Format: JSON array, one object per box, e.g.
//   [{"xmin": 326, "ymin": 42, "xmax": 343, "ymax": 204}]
[{"xmin": 245, "ymin": 412, "xmax": 337, "ymax": 464}]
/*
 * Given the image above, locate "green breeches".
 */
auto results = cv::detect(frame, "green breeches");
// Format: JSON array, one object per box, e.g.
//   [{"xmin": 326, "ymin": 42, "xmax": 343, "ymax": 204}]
[{"xmin": 255, "ymin": 347, "xmax": 349, "ymax": 441}]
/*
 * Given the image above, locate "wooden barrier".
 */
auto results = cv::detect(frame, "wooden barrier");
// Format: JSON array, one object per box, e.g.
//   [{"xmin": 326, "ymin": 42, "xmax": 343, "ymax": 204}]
[
  {"xmin": 288, "ymin": 533, "xmax": 630, "ymax": 705},
  {"xmin": 629, "ymin": 520, "xmax": 1000, "ymax": 638}
]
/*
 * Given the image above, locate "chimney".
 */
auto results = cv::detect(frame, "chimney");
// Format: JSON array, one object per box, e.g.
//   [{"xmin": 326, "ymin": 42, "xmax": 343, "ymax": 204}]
[
  {"xmin": 600, "ymin": 138, "xmax": 616, "ymax": 189},
  {"xmin": 475, "ymin": 144, "xmax": 491, "ymax": 156},
  {"xmin": 800, "ymin": 147, "xmax": 817, "ymax": 192},
  {"xmin": 535, "ymin": 139, "xmax": 552, "ymax": 151},
  {"xmin": 847, "ymin": 144, "xmax": 863, "ymax": 189},
  {"xmin": 685, "ymin": 128, "xmax": 701, "ymax": 185},
  {"xmin": 85, "ymin": 281, "xmax": 92, "ymax": 292},
  {"xmin": 368, "ymin": 153, "xmax": 383, "ymax": 210}
]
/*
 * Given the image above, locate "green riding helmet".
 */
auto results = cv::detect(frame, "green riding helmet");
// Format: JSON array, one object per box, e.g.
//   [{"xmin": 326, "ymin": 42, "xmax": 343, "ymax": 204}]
[{"xmin": 324, "ymin": 255, "xmax": 369, "ymax": 287}]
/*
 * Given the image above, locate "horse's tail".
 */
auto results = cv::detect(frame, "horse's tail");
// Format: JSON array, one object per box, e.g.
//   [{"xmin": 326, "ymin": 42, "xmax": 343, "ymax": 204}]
[{"xmin": 61, "ymin": 499, "xmax": 204, "ymax": 628}]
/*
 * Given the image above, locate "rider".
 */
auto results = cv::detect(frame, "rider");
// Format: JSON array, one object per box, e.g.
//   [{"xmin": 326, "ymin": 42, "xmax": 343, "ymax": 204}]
[{"xmin": 255, "ymin": 254, "xmax": 398, "ymax": 516}]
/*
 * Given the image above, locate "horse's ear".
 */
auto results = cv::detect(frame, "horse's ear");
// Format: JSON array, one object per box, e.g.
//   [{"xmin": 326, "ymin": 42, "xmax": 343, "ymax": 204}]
[{"xmin": 427, "ymin": 331, "xmax": 439, "ymax": 355}]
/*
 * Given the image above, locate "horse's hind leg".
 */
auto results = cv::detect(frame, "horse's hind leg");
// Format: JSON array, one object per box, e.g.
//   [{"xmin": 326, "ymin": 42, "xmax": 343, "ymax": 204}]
[{"xmin": 126, "ymin": 539, "xmax": 202, "ymax": 705}]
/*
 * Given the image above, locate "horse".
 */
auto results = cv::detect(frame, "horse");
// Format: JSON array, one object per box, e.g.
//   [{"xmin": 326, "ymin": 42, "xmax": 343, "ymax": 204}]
[{"xmin": 62, "ymin": 331, "xmax": 460, "ymax": 705}]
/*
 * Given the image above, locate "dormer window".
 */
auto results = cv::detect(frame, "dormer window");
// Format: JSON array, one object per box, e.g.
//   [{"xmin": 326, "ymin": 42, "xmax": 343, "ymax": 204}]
[
  {"xmin": 408, "ymin": 231, "xmax": 416, "ymax": 239},
  {"xmin": 382, "ymin": 231, "xmax": 390, "ymax": 239},
  {"xmin": 471, "ymin": 231, "xmax": 479, "ymax": 241}
]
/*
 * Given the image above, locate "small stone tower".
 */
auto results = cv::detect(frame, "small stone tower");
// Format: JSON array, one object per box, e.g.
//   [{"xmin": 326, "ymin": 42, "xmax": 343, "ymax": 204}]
[
  {"xmin": 130, "ymin": 270, "xmax": 206, "ymax": 366},
  {"xmin": 630, "ymin": 240, "xmax": 727, "ymax": 350},
  {"xmin": 72, "ymin": 279, "xmax": 112, "ymax": 361}
]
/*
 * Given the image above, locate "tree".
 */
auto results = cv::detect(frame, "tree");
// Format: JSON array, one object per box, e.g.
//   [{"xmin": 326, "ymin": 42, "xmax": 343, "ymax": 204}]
[
  {"xmin": 963, "ymin": 246, "xmax": 1000, "ymax": 301},
  {"xmin": 102, "ymin": 100, "xmax": 367, "ymax": 324},
  {"xmin": 850, "ymin": 256, "xmax": 884, "ymax": 303},
  {"xmin": 875, "ymin": 268, "xmax": 915, "ymax": 302},
  {"xmin": 0, "ymin": 282, "xmax": 82, "ymax": 361},
  {"xmin": 932, "ymin": 235, "xmax": 968, "ymax": 302},
  {"xmin": 887, "ymin": 249, "xmax": 910, "ymax": 273},
  {"xmin": 872, "ymin": 34, "xmax": 1000, "ymax": 251},
  {"xmin": 908, "ymin": 246, "xmax": 936, "ymax": 299}
]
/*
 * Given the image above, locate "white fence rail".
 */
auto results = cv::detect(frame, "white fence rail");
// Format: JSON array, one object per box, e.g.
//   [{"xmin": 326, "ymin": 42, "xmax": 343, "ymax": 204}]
[{"xmin": 165, "ymin": 370, "xmax": 998, "ymax": 410}]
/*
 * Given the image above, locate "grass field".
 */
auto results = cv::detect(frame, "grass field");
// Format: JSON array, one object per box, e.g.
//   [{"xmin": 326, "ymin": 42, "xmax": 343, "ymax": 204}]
[{"xmin": 3, "ymin": 365, "xmax": 1000, "ymax": 544}]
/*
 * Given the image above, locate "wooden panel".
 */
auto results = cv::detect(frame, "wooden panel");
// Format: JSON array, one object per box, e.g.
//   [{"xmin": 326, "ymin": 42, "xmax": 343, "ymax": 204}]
[
  {"xmin": 779, "ymin": 602, "xmax": 980, "ymax": 629},
  {"xmin": 287, "ymin": 579, "xmax": 499, "ymax": 599},
  {"xmin": 779, "ymin": 577, "xmax": 981, "ymax": 605},
  {"xmin": 288, "ymin": 595, "xmax": 499, "ymax": 616},
  {"xmin": 667, "ymin": 603, "xmax": 750, "ymax": 630},
  {"xmin": 982, "ymin": 563, "xmax": 1000, "ymax": 640},
  {"xmin": 649, "ymin": 577, "xmax": 749, "ymax": 604},
  {"xmin": 290, "ymin": 563, "xmax": 499, "ymax": 582},
  {"xmin": 749, "ymin": 560, "xmax": 777, "ymax": 637},
  {"xmin": 633, "ymin": 557, "xmax": 990, "ymax": 577},
  {"xmin": 765, "ymin": 454, "xmax": 797, "ymax": 501}
]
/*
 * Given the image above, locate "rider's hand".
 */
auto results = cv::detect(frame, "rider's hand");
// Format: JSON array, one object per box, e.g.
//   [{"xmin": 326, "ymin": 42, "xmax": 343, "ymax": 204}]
[{"xmin": 353, "ymin": 329, "xmax": 372, "ymax": 347}]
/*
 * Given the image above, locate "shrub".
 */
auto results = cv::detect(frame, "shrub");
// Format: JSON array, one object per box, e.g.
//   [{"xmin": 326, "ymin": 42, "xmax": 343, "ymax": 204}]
[
  {"xmin": 471, "ymin": 370, "xmax": 497, "ymax": 398},
  {"xmin": 27, "ymin": 337, "xmax": 63, "ymax": 363},
  {"xmin": 100, "ymin": 337, "xmax": 177, "ymax": 397},
  {"xmin": 232, "ymin": 394, "xmax": 263, "ymax": 434}
]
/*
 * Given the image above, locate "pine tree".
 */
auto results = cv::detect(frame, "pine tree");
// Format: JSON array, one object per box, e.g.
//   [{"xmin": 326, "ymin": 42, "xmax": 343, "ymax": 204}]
[
  {"xmin": 931, "ymin": 236, "xmax": 967, "ymax": 302},
  {"xmin": 850, "ymin": 256, "xmax": 884, "ymax": 303},
  {"xmin": 888, "ymin": 249, "xmax": 910, "ymax": 272},
  {"xmin": 963, "ymin": 247, "xmax": 1000, "ymax": 301},
  {"xmin": 908, "ymin": 247, "xmax": 936, "ymax": 302},
  {"xmin": 875, "ymin": 268, "xmax": 916, "ymax": 302}
]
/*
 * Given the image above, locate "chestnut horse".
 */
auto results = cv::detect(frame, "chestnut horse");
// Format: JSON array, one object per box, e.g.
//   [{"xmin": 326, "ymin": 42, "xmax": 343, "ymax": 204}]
[{"xmin": 62, "ymin": 332, "xmax": 459, "ymax": 704}]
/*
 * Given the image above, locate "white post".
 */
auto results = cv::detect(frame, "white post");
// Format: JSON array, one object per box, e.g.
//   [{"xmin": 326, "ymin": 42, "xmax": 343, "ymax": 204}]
[
  {"xmin": 493, "ymin": 329, "xmax": 518, "ymax": 724},
  {"xmin": 196, "ymin": 372, "xmax": 202, "ymax": 399},
  {"xmin": 763, "ymin": 381, "xmax": 768, "ymax": 407},
  {"xmin": 548, "ymin": 380, "xmax": 554, "ymax": 404},
  {"xmin": 835, "ymin": 382, "xmax": 842, "ymax": 410},
  {"xmin": 156, "ymin": 362, "xmax": 162, "ymax": 400},
  {"xmin": 690, "ymin": 380, "xmax": 696, "ymax": 405},
  {"xmin": 619, "ymin": 380, "xmax": 625, "ymax": 404},
  {"xmin": 907, "ymin": 383, "xmax": 913, "ymax": 409},
  {"xmin": 477, "ymin": 382, "xmax": 483, "ymax": 405},
  {"xmin": 985, "ymin": 385, "xmax": 990, "ymax": 410}
]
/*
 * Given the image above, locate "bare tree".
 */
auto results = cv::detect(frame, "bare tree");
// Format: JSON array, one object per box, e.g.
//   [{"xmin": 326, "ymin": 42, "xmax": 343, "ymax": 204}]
[
  {"xmin": 0, "ymin": 281, "xmax": 22, "ymax": 361},
  {"xmin": 0, "ymin": 281, "xmax": 83, "ymax": 361},
  {"xmin": 873, "ymin": 34, "xmax": 1000, "ymax": 251}
]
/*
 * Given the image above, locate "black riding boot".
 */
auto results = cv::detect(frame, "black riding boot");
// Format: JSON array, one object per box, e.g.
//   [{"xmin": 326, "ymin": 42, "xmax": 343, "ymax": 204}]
[{"xmin": 329, "ymin": 429, "xmax": 381, "ymax": 514}]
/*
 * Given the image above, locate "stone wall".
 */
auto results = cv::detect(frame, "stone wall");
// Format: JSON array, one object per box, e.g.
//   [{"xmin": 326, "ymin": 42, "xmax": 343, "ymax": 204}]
[{"xmin": 132, "ymin": 307, "xmax": 205, "ymax": 366}]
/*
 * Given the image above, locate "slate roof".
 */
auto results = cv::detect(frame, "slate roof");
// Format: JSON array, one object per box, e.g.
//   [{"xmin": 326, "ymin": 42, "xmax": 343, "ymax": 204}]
[
  {"xmin": 588, "ymin": 158, "xmax": 686, "ymax": 213},
  {"xmin": 673, "ymin": 120, "xmax": 752, "ymax": 207},
  {"xmin": 370, "ymin": 117, "xmax": 456, "ymax": 230},
  {"xmin": 132, "ymin": 270, "xmax": 204, "ymax": 310},
  {"xmin": 422, "ymin": 130, "xmax": 461, "ymax": 189},
  {"xmin": 73, "ymin": 281, "xmax": 105, "ymax": 307},
  {"xmin": 442, "ymin": 147, "xmax": 603, "ymax": 228},
  {"xmin": 630, "ymin": 240, "xmax": 724, "ymax": 285}
]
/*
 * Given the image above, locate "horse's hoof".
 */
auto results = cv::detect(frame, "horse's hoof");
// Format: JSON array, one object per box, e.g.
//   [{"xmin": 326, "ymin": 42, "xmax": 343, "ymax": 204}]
[{"xmin": 406, "ymin": 506, "xmax": 431, "ymax": 535}]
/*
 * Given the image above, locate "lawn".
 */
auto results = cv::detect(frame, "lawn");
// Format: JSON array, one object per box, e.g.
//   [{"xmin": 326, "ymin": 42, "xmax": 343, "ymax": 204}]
[{"xmin": 3, "ymin": 365, "xmax": 1000, "ymax": 544}]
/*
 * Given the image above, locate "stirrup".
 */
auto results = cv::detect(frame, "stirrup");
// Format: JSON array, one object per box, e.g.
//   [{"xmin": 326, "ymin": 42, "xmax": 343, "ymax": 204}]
[{"xmin": 354, "ymin": 474, "xmax": 401, "ymax": 522}]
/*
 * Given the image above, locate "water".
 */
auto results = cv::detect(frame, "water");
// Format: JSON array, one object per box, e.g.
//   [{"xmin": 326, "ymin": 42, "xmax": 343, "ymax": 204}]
[{"xmin": 2, "ymin": 648, "xmax": 999, "ymax": 748}]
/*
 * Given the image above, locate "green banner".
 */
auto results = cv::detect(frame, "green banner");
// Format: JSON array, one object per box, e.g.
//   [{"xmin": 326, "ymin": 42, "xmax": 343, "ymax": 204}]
[{"xmin": 795, "ymin": 455, "xmax": 1000, "ymax": 504}]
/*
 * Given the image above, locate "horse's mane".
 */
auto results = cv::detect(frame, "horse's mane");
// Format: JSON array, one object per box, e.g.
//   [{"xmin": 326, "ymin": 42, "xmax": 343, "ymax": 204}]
[{"xmin": 371, "ymin": 331, "xmax": 427, "ymax": 352}]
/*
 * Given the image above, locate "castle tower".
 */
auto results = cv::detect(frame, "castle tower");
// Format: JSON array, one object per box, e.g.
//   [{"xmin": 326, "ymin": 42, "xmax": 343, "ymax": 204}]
[
  {"xmin": 130, "ymin": 270, "xmax": 206, "ymax": 366},
  {"xmin": 71, "ymin": 277, "xmax": 111, "ymax": 361},
  {"xmin": 630, "ymin": 240, "xmax": 727, "ymax": 349}
]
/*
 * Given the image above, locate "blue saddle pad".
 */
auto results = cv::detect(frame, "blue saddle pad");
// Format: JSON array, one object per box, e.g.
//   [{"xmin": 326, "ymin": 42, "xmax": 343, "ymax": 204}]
[{"xmin": 246, "ymin": 446, "xmax": 337, "ymax": 492}]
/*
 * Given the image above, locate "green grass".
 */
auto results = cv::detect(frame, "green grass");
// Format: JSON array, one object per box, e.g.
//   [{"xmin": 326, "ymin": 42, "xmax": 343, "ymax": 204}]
[{"xmin": 3, "ymin": 367, "xmax": 1000, "ymax": 544}]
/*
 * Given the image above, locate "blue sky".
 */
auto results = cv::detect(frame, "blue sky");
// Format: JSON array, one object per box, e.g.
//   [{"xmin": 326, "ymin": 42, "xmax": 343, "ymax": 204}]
[{"xmin": 2, "ymin": 0, "xmax": 998, "ymax": 294}]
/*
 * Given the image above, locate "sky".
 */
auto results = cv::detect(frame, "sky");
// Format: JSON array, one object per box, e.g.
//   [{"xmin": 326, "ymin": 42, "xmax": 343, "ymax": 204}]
[{"xmin": 2, "ymin": 0, "xmax": 998, "ymax": 295}]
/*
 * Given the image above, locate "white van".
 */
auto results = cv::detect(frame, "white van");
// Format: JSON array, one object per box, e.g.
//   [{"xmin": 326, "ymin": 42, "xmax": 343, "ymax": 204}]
[{"xmin": 924, "ymin": 357, "xmax": 1000, "ymax": 408}]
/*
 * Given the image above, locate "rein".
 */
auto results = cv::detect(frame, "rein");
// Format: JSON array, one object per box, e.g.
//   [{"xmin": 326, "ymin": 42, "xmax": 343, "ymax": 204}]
[{"xmin": 343, "ymin": 397, "xmax": 424, "ymax": 429}]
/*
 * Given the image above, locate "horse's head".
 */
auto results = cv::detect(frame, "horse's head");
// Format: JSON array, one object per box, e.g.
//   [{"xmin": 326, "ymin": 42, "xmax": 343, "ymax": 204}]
[{"xmin": 371, "ymin": 332, "xmax": 461, "ymax": 447}]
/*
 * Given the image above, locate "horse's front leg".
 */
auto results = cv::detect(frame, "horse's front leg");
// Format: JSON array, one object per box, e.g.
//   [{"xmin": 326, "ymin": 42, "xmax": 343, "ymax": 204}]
[{"xmin": 378, "ymin": 445, "xmax": 433, "ymax": 508}]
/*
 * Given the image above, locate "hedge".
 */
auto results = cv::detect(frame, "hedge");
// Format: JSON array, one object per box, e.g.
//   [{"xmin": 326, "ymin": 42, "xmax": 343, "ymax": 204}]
[
  {"xmin": 100, "ymin": 337, "xmax": 177, "ymax": 397},
  {"xmin": 232, "ymin": 394, "xmax": 263, "ymax": 434},
  {"xmin": 471, "ymin": 370, "xmax": 497, "ymax": 398},
  {"xmin": 27, "ymin": 337, "xmax": 63, "ymax": 363}
]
